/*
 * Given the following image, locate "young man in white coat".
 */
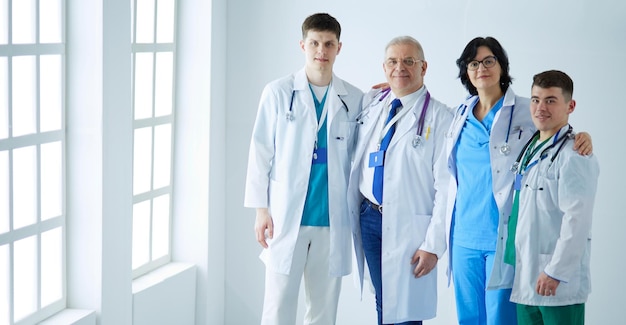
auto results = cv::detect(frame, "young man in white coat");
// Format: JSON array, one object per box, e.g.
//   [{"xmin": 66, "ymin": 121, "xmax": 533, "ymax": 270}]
[
  {"xmin": 346, "ymin": 36, "xmax": 452, "ymax": 325},
  {"xmin": 244, "ymin": 13, "xmax": 363, "ymax": 325},
  {"xmin": 505, "ymin": 70, "xmax": 599, "ymax": 324}
]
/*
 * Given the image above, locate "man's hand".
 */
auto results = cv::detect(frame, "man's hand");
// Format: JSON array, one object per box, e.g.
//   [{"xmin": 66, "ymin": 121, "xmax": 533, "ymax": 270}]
[
  {"xmin": 372, "ymin": 82, "xmax": 390, "ymax": 90},
  {"xmin": 536, "ymin": 272, "xmax": 560, "ymax": 296},
  {"xmin": 254, "ymin": 208, "xmax": 273, "ymax": 248},
  {"xmin": 573, "ymin": 131, "xmax": 592, "ymax": 156},
  {"xmin": 410, "ymin": 249, "xmax": 438, "ymax": 278}
]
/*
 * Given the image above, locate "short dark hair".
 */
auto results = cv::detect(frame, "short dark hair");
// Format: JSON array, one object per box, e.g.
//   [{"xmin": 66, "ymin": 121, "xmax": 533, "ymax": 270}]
[
  {"xmin": 532, "ymin": 70, "xmax": 574, "ymax": 101},
  {"xmin": 302, "ymin": 13, "xmax": 341, "ymax": 41},
  {"xmin": 456, "ymin": 37, "xmax": 513, "ymax": 96}
]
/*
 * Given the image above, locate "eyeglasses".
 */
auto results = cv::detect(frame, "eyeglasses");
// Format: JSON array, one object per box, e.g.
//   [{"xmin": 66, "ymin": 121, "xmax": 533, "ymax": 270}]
[
  {"xmin": 384, "ymin": 58, "xmax": 423, "ymax": 68},
  {"xmin": 467, "ymin": 56, "xmax": 498, "ymax": 71}
]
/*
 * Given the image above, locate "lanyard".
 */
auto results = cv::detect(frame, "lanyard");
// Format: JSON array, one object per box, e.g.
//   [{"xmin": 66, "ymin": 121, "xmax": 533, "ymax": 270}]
[
  {"xmin": 309, "ymin": 84, "xmax": 330, "ymax": 149},
  {"xmin": 520, "ymin": 135, "xmax": 550, "ymax": 174},
  {"xmin": 377, "ymin": 91, "xmax": 430, "ymax": 146}
]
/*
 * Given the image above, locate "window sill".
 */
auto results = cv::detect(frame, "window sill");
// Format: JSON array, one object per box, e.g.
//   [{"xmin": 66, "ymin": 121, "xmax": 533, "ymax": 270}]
[
  {"xmin": 39, "ymin": 309, "xmax": 96, "ymax": 325},
  {"xmin": 132, "ymin": 262, "xmax": 195, "ymax": 293}
]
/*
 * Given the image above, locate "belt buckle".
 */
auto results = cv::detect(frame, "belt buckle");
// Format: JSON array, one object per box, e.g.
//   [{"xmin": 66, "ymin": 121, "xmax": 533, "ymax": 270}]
[{"xmin": 369, "ymin": 199, "xmax": 382, "ymax": 213}]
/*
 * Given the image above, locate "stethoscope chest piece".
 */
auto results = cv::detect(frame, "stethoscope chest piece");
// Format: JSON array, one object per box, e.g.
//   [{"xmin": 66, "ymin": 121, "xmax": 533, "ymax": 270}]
[
  {"xmin": 412, "ymin": 135, "xmax": 423, "ymax": 148},
  {"xmin": 285, "ymin": 112, "xmax": 294, "ymax": 121},
  {"xmin": 500, "ymin": 143, "xmax": 511, "ymax": 156}
]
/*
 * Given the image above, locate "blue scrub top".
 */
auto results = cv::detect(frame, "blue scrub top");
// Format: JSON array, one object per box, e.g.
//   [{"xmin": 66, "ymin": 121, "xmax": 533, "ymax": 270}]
[
  {"xmin": 452, "ymin": 97, "xmax": 504, "ymax": 250},
  {"xmin": 301, "ymin": 85, "xmax": 330, "ymax": 227}
]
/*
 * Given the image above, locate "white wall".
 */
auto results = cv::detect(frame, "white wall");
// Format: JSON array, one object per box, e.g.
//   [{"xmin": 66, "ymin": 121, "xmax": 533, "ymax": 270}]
[
  {"xmin": 132, "ymin": 264, "xmax": 196, "ymax": 325},
  {"xmin": 66, "ymin": 0, "xmax": 133, "ymax": 323},
  {"xmin": 223, "ymin": 0, "xmax": 626, "ymax": 324}
]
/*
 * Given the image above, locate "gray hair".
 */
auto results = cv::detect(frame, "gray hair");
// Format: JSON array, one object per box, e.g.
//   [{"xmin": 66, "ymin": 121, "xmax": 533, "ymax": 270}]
[{"xmin": 385, "ymin": 36, "xmax": 425, "ymax": 60}]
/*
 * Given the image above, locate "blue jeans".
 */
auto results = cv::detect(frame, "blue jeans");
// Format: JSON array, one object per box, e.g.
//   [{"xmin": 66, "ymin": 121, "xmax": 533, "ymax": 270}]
[
  {"xmin": 360, "ymin": 200, "xmax": 422, "ymax": 325},
  {"xmin": 451, "ymin": 244, "xmax": 517, "ymax": 325}
]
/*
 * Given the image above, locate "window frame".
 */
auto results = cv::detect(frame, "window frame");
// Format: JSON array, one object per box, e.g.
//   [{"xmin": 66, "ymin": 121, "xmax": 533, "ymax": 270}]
[
  {"xmin": 0, "ymin": 0, "xmax": 67, "ymax": 324},
  {"xmin": 130, "ymin": 0, "xmax": 178, "ymax": 278}
]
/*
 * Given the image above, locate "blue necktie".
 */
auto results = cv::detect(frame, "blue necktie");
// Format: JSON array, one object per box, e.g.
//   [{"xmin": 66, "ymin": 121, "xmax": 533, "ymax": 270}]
[{"xmin": 372, "ymin": 98, "xmax": 401, "ymax": 204}]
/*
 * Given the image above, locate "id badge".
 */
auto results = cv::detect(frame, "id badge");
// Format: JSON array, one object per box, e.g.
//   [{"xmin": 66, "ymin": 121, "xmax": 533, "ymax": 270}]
[
  {"xmin": 514, "ymin": 174, "xmax": 523, "ymax": 191},
  {"xmin": 312, "ymin": 148, "xmax": 327, "ymax": 164},
  {"xmin": 368, "ymin": 151, "xmax": 385, "ymax": 168}
]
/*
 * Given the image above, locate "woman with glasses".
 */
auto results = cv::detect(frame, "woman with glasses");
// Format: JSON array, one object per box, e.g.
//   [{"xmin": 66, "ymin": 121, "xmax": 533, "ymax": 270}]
[{"xmin": 443, "ymin": 37, "xmax": 592, "ymax": 325}]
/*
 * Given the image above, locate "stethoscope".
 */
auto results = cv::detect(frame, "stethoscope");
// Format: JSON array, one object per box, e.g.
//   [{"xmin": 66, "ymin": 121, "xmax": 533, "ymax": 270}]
[
  {"xmin": 285, "ymin": 89, "xmax": 349, "ymax": 122},
  {"xmin": 499, "ymin": 104, "xmax": 515, "ymax": 156},
  {"xmin": 412, "ymin": 92, "xmax": 431, "ymax": 147},
  {"xmin": 359, "ymin": 88, "xmax": 431, "ymax": 148},
  {"xmin": 355, "ymin": 88, "xmax": 392, "ymax": 124},
  {"xmin": 510, "ymin": 125, "xmax": 574, "ymax": 174},
  {"xmin": 448, "ymin": 99, "xmax": 515, "ymax": 155}
]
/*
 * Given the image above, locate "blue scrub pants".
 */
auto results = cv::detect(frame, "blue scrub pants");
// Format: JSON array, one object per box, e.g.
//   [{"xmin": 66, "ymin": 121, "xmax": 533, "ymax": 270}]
[
  {"xmin": 360, "ymin": 200, "xmax": 422, "ymax": 325},
  {"xmin": 451, "ymin": 244, "xmax": 517, "ymax": 325}
]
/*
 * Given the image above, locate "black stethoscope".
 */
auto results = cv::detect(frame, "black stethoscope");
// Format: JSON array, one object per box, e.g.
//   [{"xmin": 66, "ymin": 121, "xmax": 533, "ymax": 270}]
[
  {"xmin": 510, "ymin": 125, "xmax": 574, "ymax": 174},
  {"xmin": 499, "ymin": 104, "xmax": 515, "ymax": 155},
  {"xmin": 285, "ymin": 89, "xmax": 349, "ymax": 121}
]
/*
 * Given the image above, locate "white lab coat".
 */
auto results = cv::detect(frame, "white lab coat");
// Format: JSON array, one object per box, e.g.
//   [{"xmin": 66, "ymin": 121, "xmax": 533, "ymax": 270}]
[
  {"xmin": 445, "ymin": 87, "xmax": 535, "ymax": 289},
  {"xmin": 347, "ymin": 87, "xmax": 452, "ymax": 323},
  {"xmin": 244, "ymin": 68, "xmax": 363, "ymax": 276},
  {"xmin": 510, "ymin": 125, "xmax": 599, "ymax": 306}
]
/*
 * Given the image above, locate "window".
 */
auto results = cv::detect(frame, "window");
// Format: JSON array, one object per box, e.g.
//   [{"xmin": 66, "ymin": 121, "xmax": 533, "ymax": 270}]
[
  {"xmin": 131, "ymin": 0, "xmax": 177, "ymax": 277},
  {"xmin": 0, "ymin": 0, "xmax": 66, "ymax": 324}
]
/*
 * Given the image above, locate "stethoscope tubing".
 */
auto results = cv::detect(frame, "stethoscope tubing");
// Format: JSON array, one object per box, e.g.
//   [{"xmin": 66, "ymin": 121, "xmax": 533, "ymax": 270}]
[
  {"xmin": 511, "ymin": 125, "xmax": 573, "ymax": 174},
  {"xmin": 287, "ymin": 89, "xmax": 350, "ymax": 121}
]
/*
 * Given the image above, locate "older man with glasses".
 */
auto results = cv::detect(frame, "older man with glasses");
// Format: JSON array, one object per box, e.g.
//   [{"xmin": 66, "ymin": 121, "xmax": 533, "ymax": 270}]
[{"xmin": 347, "ymin": 35, "xmax": 453, "ymax": 325}]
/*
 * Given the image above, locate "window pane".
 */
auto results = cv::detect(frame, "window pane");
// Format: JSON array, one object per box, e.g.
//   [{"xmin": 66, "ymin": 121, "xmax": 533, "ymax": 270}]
[
  {"xmin": 134, "ymin": 52, "xmax": 154, "ymax": 120},
  {"xmin": 153, "ymin": 124, "xmax": 171, "ymax": 189},
  {"xmin": 152, "ymin": 194, "xmax": 169, "ymax": 259},
  {"xmin": 132, "ymin": 201, "xmax": 150, "ymax": 269},
  {"xmin": 135, "ymin": 0, "xmax": 155, "ymax": 43},
  {"xmin": 0, "ymin": 151, "xmax": 7, "ymax": 233},
  {"xmin": 0, "ymin": 245, "xmax": 8, "ymax": 324},
  {"xmin": 39, "ymin": 0, "xmax": 62, "ymax": 43},
  {"xmin": 12, "ymin": 0, "xmax": 36, "ymax": 44},
  {"xmin": 41, "ymin": 141, "xmax": 62, "ymax": 220},
  {"xmin": 154, "ymin": 52, "xmax": 173, "ymax": 117},
  {"xmin": 13, "ymin": 146, "xmax": 37, "ymax": 229},
  {"xmin": 156, "ymin": 0, "xmax": 174, "ymax": 43},
  {"xmin": 133, "ymin": 127, "xmax": 152, "ymax": 195},
  {"xmin": 12, "ymin": 56, "xmax": 37, "ymax": 137},
  {"xmin": 0, "ymin": 57, "xmax": 8, "ymax": 139},
  {"xmin": 40, "ymin": 55, "xmax": 63, "ymax": 132},
  {"xmin": 41, "ymin": 227, "xmax": 62, "ymax": 307},
  {"xmin": 0, "ymin": 0, "xmax": 8, "ymax": 44},
  {"xmin": 14, "ymin": 235, "xmax": 37, "ymax": 321}
]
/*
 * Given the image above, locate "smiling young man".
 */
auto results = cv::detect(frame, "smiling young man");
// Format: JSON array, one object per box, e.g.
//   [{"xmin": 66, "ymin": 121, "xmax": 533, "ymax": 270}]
[
  {"xmin": 506, "ymin": 70, "xmax": 599, "ymax": 325},
  {"xmin": 244, "ymin": 13, "xmax": 363, "ymax": 325}
]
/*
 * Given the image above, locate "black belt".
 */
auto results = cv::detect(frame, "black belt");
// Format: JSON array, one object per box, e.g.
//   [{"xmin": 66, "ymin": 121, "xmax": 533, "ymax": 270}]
[{"xmin": 363, "ymin": 198, "xmax": 383, "ymax": 213}]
